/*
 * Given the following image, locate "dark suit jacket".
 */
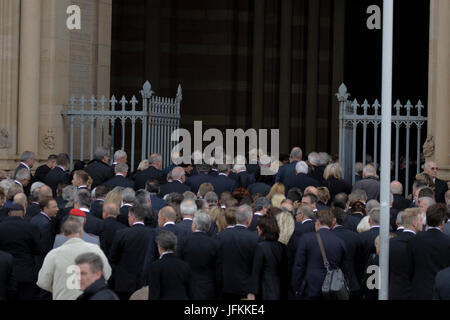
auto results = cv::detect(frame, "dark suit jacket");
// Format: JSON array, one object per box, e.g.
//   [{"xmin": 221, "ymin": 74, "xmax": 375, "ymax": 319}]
[
  {"xmin": 283, "ymin": 173, "xmax": 319, "ymax": 195},
  {"xmin": 359, "ymin": 227, "xmax": 380, "ymax": 270},
  {"xmin": 34, "ymin": 164, "xmax": 51, "ymax": 183},
  {"xmin": 177, "ymin": 219, "xmax": 193, "ymax": 234},
  {"xmin": 105, "ymin": 175, "xmax": 135, "ymax": 190},
  {"xmin": 14, "ymin": 163, "xmax": 33, "ymax": 195},
  {"xmin": 248, "ymin": 214, "xmax": 263, "ymax": 232},
  {"xmin": 344, "ymin": 213, "xmax": 365, "ymax": 233},
  {"xmin": 30, "ymin": 213, "xmax": 55, "ymax": 269},
  {"xmin": 210, "ymin": 174, "xmax": 236, "ymax": 196},
  {"xmin": 76, "ymin": 276, "xmax": 119, "ymax": 300},
  {"xmin": 433, "ymin": 267, "xmax": 450, "ymax": 300},
  {"xmin": 234, "ymin": 171, "xmax": 256, "ymax": 189},
  {"xmin": 0, "ymin": 217, "xmax": 41, "ymax": 283},
  {"xmin": 109, "ymin": 224, "xmax": 157, "ymax": 293},
  {"xmin": 332, "ymin": 225, "xmax": 363, "ymax": 293},
  {"xmin": 25, "ymin": 203, "xmax": 41, "ymax": 222},
  {"xmin": 0, "ymin": 250, "xmax": 15, "ymax": 300},
  {"xmin": 389, "ymin": 230, "xmax": 415, "ymax": 300},
  {"xmin": 291, "ymin": 228, "xmax": 346, "ymax": 299},
  {"xmin": 133, "ymin": 166, "xmax": 165, "ymax": 190},
  {"xmin": 435, "ymin": 178, "xmax": 449, "ymax": 204},
  {"xmin": 216, "ymin": 225, "xmax": 259, "ymax": 297},
  {"xmin": 44, "ymin": 166, "xmax": 70, "ymax": 197},
  {"xmin": 84, "ymin": 160, "xmax": 113, "ymax": 188},
  {"xmin": 185, "ymin": 173, "xmax": 215, "ymax": 194},
  {"xmin": 148, "ymin": 252, "xmax": 192, "ymax": 300},
  {"xmin": 392, "ymin": 194, "xmax": 411, "ymax": 211},
  {"xmin": 159, "ymin": 181, "xmax": 191, "ymax": 198},
  {"xmin": 323, "ymin": 178, "xmax": 351, "ymax": 201},
  {"xmin": 90, "ymin": 200, "xmax": 104, "ymax": 220},
  {"xmin": 407, "ymin": 228, "xmax": 450, "ymax": 300},
  {"xmin": 247, "ymin": 182, "xmax": 271, "ymax": 196},
  {"xmin": 100, "ymin": 217, "xmax": 127, "ymax": 257},
  {"xmin": 117, "ymin": 204, "xmax": 132, "ymax": 226},
  {"xmin": 83, "ymin": 210, "xmax": 104, "ymax": 236},
  {"xmin": 248, "ymin": 240, "xmax": 288, "ymax": 300},
  {"xmin": 150, "ymin": 195, "xmax": 165, "ymax": 214},
  {"xmin": 274, "ymin": 162, "xmax": 297, "ymax": 185},
  {"xmin": 352, "ymin": 177, "xmax": 380, "ymax": 201},
  {"xmin": 178, "ymin": 231, "xmax": 219, "ymax": 300}
]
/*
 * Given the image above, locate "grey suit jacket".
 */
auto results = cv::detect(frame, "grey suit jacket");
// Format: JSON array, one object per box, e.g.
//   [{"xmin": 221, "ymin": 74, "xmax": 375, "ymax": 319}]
[{"xmin": 53, "ymin": 230, "xmax": 100, "ymax": 248}]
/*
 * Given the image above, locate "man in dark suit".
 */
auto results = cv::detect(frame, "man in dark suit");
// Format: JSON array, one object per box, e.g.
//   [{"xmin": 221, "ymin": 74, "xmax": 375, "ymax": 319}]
[
  {"xmin": 185, "ymin": 164, "xmax": 215, "ymax": 194},
  {"xmin": 13, "ymin": 168, "xmax": 31, "ymax": 196},
  {"xmin": 110, "ymin": 150, "xmax": 129, "ymax": 178},
  {"xmin": 84, "ymin": 147, "xmax": 113, "ymax": 188},
  {"xmin": 44, "ymin": 153, "xmax": 71, "ymax": 197},
  {"xmin": 352, "ymin": 164, "xmax": 380, "ymax": 201},
  {"xmin": 34, "ymin": 155, "xmax": 57, "ymax": 183},
  {"xmin": 74, "ymin": 189, "xmax": 103, "ymax": 236},
  {"xmin": 249, "ymin": 197, "xmax": 270, "ymax": 232},
  {"xmin": 358, "ymin": 208, "xmax": 380, "ymax": 271},
  {"xmin": 90, "ymin": 185, "xmax": 110, "ymax": 219},
  {"xmin": 389, "ymin": 208, "xmax": 422, "ymax": 300},
  {"xmin": 344, "ymin": 200, "xmax": 367, "ymax": 232},
  {"xmin": 284, "ymin": 161, "xmax": 320, "ymax": 196},
  {"xmin": 424, "ymin": 161, "xmax": 449, "ymax": 203},
  {"xmin": 391, "ymin": 181, "xmax": 411, "ymax": 210},
  {"xmin": 291, "ymin": 210, "xmax": 346, "ymax": 300},
  {"xmin": 0, "ymin": 204, "xmax": 41, "ymax": 300},
  {"xmin": 117, "ymin": 188, "xmax": 135, "ymax": 226},
  {"xmin": 179, "ymin": 211, "xmax": 218, "ymax": 300},
  {"xmin": 25, "ymin": 187, "xmax": 42, "ymax": 221},
  {"xmin": 433, "ymin": 267, "xmax": 450, "ymax": 300},
  {"xmin": 30, "ymin": 197, "xmax": 59, "ymax": 270},
  {"xmin": 331, "ymin": 207, "xmax": 363, "ymax": 299},
  {"xmin": 232, "ymin": 164, "xmax": 255, "ymax": 189},
  {"xmin": 99, "ymin": 202, "xmax": 126, "ymax": 258},
  {"xmin": 14, "ymin": 151, "xmax": 35, "ymax": 196},
  {"xmin": 72, "ymin": 169, "xmax": 91, "ymax": 193},
  {"xmin": 159, "ymin": 167, "xmax": 191, "ymax": 198},
  {"xmin": 407, "ymin": 203, "xmax": 450, "ymax": 300},
  {"xmin": 105, "ymin": 163, "xmax": 135, "ymax": 190},
  {"xmin": 148, "ymin": 230, "xmax": 192, "ymax": 300},
  {"xmin": 109, "ymin": 206, "xmax": 157, "ymax": 300},
  {"xmin": 275, "ymin": 147, "xmax": 303, "ymax": 185},
  {"xmin": 0, "ymin": 249, "xmax": 15, "ymax": 300},
  {"xmin": 177, "ymin": 198, "xmax": 197, "ymax": 233},
  {"xmin": 133, "ymin": 154, "xmax": 166, "ymax": 190},
  {"xmin": 216, "ymin": 205, "xmax": 259, "ymax": 300},
  {"xmin": 145, "ymin": 180, "xmax": 166, "ymax": 214},
  {"xmin": 210, "ymin": 164, "xmax": 236, "ymax": 197}
]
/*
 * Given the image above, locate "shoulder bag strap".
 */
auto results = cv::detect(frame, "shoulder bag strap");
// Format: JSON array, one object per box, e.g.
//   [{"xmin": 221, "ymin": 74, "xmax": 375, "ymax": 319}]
[{"xmin": 316, "ymin": 232, "xmax": 330, "ymax": 272}]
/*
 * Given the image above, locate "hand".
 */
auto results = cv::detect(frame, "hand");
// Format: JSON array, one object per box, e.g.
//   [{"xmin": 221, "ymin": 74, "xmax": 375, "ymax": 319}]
[{"xmin": 247, "ymin": 293, "xmax": 256, "ymax": 300}]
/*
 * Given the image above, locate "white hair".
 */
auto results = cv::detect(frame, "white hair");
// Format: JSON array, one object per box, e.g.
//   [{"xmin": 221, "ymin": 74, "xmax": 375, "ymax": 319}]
[
  {"xmin": 114, "ymin": 150, "xmax": 127, "ymax": 161},
  {"xmin": 318, "ymin": 152, "xmax": 330, "ymax": 166},
  {"xmin": 30, "ymin": 182, "xmax": 45, "ymax": 194},
  {"xmin": 0, "ymin": 179, "xmax": 15, "ymax": 194},
  {"xmin": 295, "ymin": 161, "xmax": 309, "ymax": 175},
  {"xmin": 308, "ymin": 152, "xmax": 320, "ymax": 166},
  {"xmin": 180, "ymin": 199, "xmax": 198, "ymax": 216},
  {"xmin": 233, "ymin": 164, "xmax": 246, "ymax": 172},
  {"xmin": 172, "ymin": 167, "xmax": 185, "ymax": 180}
]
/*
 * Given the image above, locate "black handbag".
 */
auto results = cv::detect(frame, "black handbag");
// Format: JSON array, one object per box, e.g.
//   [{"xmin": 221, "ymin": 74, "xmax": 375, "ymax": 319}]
[{"xmin": 316, "ymin": 232, "xmax": 350, "ymax": 300}]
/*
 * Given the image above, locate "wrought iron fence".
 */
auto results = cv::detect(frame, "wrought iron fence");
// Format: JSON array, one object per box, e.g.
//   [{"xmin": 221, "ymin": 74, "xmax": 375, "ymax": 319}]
[
  {"xmin": 61, "ymin": 81, "xmax": 182, "ymax": 172},
  {"xmin": 336, "ymin": 83, "xmax": 427, "ymax": 196}
]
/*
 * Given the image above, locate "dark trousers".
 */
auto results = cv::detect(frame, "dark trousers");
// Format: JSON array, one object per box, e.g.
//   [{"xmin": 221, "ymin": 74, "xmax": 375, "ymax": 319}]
[{"xmin": 15, "ymin": 282, "xmax": 39, "ymax": 300}]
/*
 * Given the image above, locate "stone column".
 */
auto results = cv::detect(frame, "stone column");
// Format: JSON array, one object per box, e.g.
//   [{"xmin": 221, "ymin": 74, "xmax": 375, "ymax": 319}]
[
  {"xmin": 251, "ymin": 0, "xmax": 265, "ymax": 130},
  {"xmin": 427, "ymin": 0, "xmax": 450, "ymax": 181},
  {"xmin": 278, "ymin": 0, "xmax": 293, "ymax": 154},
  {"xmin": 18, "ymin": 0, "xmax": 41, "ymax": 154}
]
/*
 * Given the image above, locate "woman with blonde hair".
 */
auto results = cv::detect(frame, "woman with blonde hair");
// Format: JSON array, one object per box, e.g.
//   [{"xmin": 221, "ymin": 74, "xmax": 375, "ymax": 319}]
[
  {"xmin": 271, "ymin": 193, "xmax": 286, "ymax": 209},
  {"xmin": 266, "ymin": 182, "xmax": 285, "ymax": 200},
  {"xmin": 104, "ymin": 187, "xmax": 123, "ymax": 210},
  {"xmin": 323, "ymin": 162, "xmax": 351, "ymax": 201}
]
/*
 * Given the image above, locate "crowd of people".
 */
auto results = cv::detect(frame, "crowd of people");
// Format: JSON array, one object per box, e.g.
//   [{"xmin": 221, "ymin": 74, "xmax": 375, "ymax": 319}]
[{"xmin": 0, "ymin": 146, "xmax": 449, "ymax": 301}]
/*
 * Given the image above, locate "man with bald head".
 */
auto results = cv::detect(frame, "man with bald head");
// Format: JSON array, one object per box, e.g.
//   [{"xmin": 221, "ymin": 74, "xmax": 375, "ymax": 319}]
[
  {"xmin": 352, "ymin": 164, "xmax": 380, "ymax": 201},
  {"xmin": 100, "ymin": 202, "xmax": 126, "ymax": 257},
  {"xmin": 159, "ymin": 167, "xmax": 191, "ymax": 198},
  {"xmin": 133, "ymin": 154, "xmax": 165, "ymax": 190},
  {"xmin": 391, "ymin": 181, "xmax": 411, "ymax": 210},
  {"xmin": 423, "ymin": 161, "xmax": 448, "ymax": 203}
]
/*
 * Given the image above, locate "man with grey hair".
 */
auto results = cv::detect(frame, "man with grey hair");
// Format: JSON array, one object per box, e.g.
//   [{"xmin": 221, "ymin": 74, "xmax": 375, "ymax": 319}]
[
  {"xmin": 391, "ymin": 180, "xmax": 411, "ymax": 210},
  {"xmin": 204, "ymin": 191, "xmax": 218, "ymax": 207},
  {"xmin": 14, "ymin": 168, "xmax": 30, "ymax": 194},
  {"xmin": 423, "ymin": 160, "xmax": 448, "ymax": 203},
  {"xmin": 249, "ymin": 197, "xmax": 271, "ymax": 231},
  {"xmin": 159, "ymin": 167, "xmax": 191, "ymax": 198},
  {"xmin": 177, "ymin": 198, "xmax": 198, "ymax": 232},
  {"xmin": 73, "ymin": 189, "xmax": 103, "ymax": 236},
  {"xmin": 99, "ymin": 202, "xmax": 126, "ymax": 257},
  {"xmin": 275, "ymin": 146, "xmax": 303, "ymax": 184},
  {"xmin": 14, "ymin": 151, "xmax": 35, "ymax": 195},
  {"xmin": 117, "ymin": 187, "xmax": 136, "ymax": 226},
  {"xmin": 105, "ymin": 163, "xmax": 134, "ymax": 190},
  {"xmin": 293, "ymin": 204, "xmax": 316, "ymax": 241},
  {"xmin": 147, "ymin": 230, "xmax": 192, "ymax": 300},
  {"xmin": 111, "ymin": 150, "xmax": 127, "ymax": 173},
  {"xmin": 210, "ymin": 164, "xmax": 237, "ymax": 197},
  {"xmin": 418, "ymin": 196, "xmax": 436, "ymax": 229},
  {"xmin": 133, "ymin": 153, "xmax": 165, "ymax": 189},
  {"xmin": 216, "ymin": 204, "xmax": 259, "ymax": 300},
  {"xmin": 395, "ymin": 211, "xmax": 404, "ymax": 234},
  {"xmin": 37, "ymin": 216, "xmax": 111, "ymax": 300},
  {"xmin": 283, "ymin": 161, "xmax": 319, "ymax": 196},
  {"xmin": 352, "ymin": 164, "xmax": 380, "ymax": 201},
  {"xmin": 359, "ymin": 208, "xmax": 380, "ymax": 268},
  {"xmin": 44, "ymin": 153, "xmax": 71, "ymax": 197},
  {"xmin": 178, "ymin": 211, "xmax": 219, "ymax": 299},
  {"xmin": 84, "ymin": 146, "xmax": 113, "ymax": 188}
]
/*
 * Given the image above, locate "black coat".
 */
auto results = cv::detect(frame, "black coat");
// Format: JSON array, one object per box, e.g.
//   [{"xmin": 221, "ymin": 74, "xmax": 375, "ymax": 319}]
[
  {"xmin": 389, "ymin": 230, "xmax": 415, "ymax": 300},
  {"xmin": 133, "ymin": 166, "xmax": 165, "ymax": 190},
  {"xmin": 25, "ymin": 203, "xmax": 41, "ymax": 222},
  {"xmin": 117, "ymin": 205, "xmax": 132, "ymax": 226},
  {"xmin": 34, "ymin": 164, "xmax": 51, "ymax": 183},
  {"xmin": 392, "ymin": 194, "xmax": 411, "ymax": 211},
  {"xmin": 210, "ymin": 175, "xmax": 236, "ymax": 197},
  {"xmin": 177, "ymin": 219, "xmax": 193, "ymax": 234},
  {"xmin": 332, "ymin": 225, "xmax": 363, "ymax": 293},
  {"xmin": 247, "ymin": 182, "xmax": 271, "ymax": 197},
  {"xmin": 148, "ymin": 252, "xmax": 192, "ymax": 300},
  {"xmin": 109, "ymin": 224, "xmax": 157, "ymax": 293},
  {"xmin": 185, "ymin": 173, "xmax": 215, "ymax": 195},
  {"xmin": 283, "ymin": 173, "xmax": 320, "ymax": 195},
  {"xmin": 76, "ymin": 276, "xmax": 119, "ymax": 300},
  {"xmin": 44, "ymin": 167, "xmax": 70, "ymax": 197},
  {"xmin": 0, "ymin": 250, "xmax": 15, "ymax": 300},
  {"xmin": 291, "ymin": 228, "xmax": 346, "ymax": 299},
  {"xmin": 30, "ymin": 213, "xmax": 55, "ymax": 269},
  {"xmin": 90, "ymin": 200, "xmax": 104, "ymax": 220},
  {"xmin": 105, "ymin": 175, "xmax": 135, "ymax": 190},
  {"xmin": 83, "ymin": 211, "xmax": 104, "ymax": 236},
  {"xmin": 352, "ymin": 177, "xmax": 380, "ymax": 201},
  {"xmin": 14, "ymin": 163, "xmax": 33, "ymax": 196},
  {"xmin": 433, "ymin": 267, "xmax": 450, "ymax": 300},
  {"xmin": 407, "ymin": 228, "xmax": 450, "ymax": 300},
  {"xmin": 289, "ymin": 220, "xmax": 316, "ymax": 273},
  {"xmin": 0, "ymin": 217, "xmax": 41, "ymax": 283},
  {"xmin": 248, "ymin": 240, "xmax": 288, "ymax": 300},
  {"xmin": 435, "ymin": 178, "xmax": 449, "ymax": 204},
  {"xmin": 100, "ymin": 217, "xmax": 127, "ymax": 257},
  {"xmin": 274, "ymin": 162, "xmax": 296, "ymax": 185},
  {"xmin": 323, "ymin": 178, "xmax": 351, "ymax": 201},
  {"xmin": 150, "ymin": 195, "xmax": 166, "ymax": 214},
  {"xmin": 248, "ymin": 214, "xmax": 263, "ymax": 232},
  {"xmin": 359, "ymin": 227, "xmax": 380, "ymax": 270},
  {"xmin": 84, "ymin": 160, "xmax": 114, "ymax": 188},
  {"xmin": 234, "ymin": 171, "xmax": 256, "ymax": 189},
  {"xmin": 159, "ymin": 181, "xmax": 191, "ymax": 198},
  {"xmin": 344, "ymin": 213, "xmax": 364, "ymax": 233},
  {"xmin": 216, "ymin": 226, "xmax": 259, "ymax": 297},
  {"xmin": 178, "ymin": 232, "xmax": 219, "ymax": 300}
]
